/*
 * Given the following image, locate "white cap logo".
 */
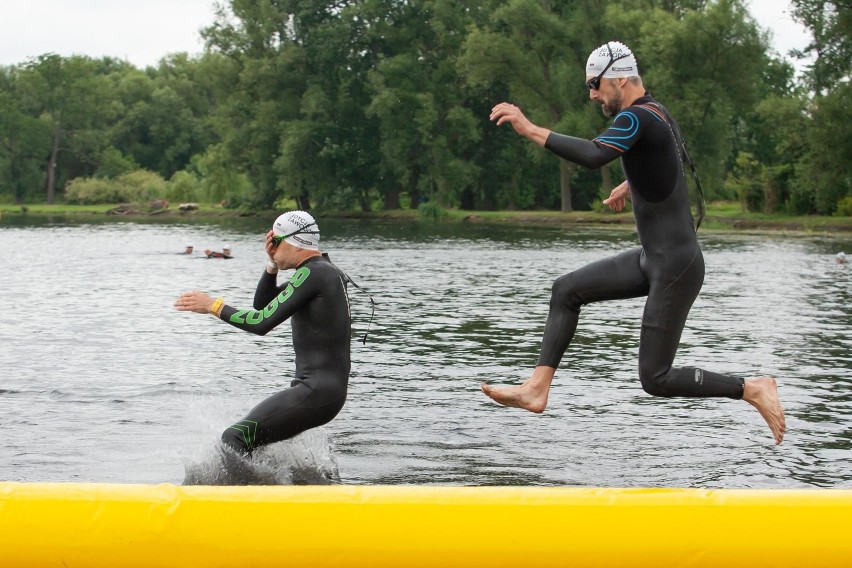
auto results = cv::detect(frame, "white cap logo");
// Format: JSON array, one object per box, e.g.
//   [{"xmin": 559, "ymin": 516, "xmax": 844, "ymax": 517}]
[{"xmin": 586, "ymin": 41, "xmax": 638, "ymax": 79}]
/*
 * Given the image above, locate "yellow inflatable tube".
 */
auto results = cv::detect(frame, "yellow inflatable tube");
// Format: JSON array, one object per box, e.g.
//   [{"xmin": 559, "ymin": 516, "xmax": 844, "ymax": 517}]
[{"xmin": 1, "ymin": 483, "xmax": 851, "ymax": 568}]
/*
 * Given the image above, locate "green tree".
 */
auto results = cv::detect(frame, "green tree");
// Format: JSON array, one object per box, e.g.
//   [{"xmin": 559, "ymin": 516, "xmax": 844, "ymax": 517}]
[
  {"xmin": 789, "ymin": 0, "xmax": 851, "ymax": 95},
  {"xmin": 201, "ymin": 1, "xmax": 306, "ymax": 208},
  {"xmin": 798, "ymin": 82, "xmax": 852, "ymax": 214},
  {"xmin": 610, "ymin": 0, "xmax": 771, "ymax": 199},
  {"xmin": 744, "ymin": 93, "xmax": 809, "ymax": 212},
  {"xmin": 111, "ymin": 54, "xmax": 216, "ymax": 180},
  {"xmin": 366, "ymin": 0, "xmax": 485, "ymax": 210},
  {"xmin": 0, "ymin": 67, "xmax": 47, "ymax": 202},
  {"xmin": 460, "ymin": 0, "xmax": 593, "ymax": 212},
  {"xmin": 787, "ymin": 0, "xmax": 851, "ymax": 213},
  {"xmin": 14, "ymin": 54, "xmax": 122, "ymax": 203}
]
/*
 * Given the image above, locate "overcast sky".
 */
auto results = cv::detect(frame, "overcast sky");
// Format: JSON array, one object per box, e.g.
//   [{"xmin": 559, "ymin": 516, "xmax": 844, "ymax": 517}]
[{"xmin": 0, "ymin": 0, "xmax": 811, "ymax": 70}]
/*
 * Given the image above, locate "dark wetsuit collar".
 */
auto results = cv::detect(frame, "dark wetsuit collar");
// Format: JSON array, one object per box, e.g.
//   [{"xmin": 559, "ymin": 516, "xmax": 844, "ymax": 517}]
[
  {"xmin": 296, "ymin": 254, "xmax": 326, "ymax": 270},
  {"xmin": 631, "ymin": 93, "xmax": 656, "ymax": 107}
]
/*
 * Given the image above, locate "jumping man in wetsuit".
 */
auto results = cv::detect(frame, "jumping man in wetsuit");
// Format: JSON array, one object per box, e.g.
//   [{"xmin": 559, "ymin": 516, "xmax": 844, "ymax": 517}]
[
  {"xmin": 175, "ymin": 211, "xmax": 352, "ymax": 454},
  {"xmin": 482, "ymin": 41, "xmax": 786, "ymax": 444}
]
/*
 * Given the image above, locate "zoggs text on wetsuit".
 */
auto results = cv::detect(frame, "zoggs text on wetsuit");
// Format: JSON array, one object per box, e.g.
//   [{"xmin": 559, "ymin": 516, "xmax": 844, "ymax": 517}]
[
  {"xmin": 539, "ymin": 94, "xmax": 744, "ymax": 399},
  {"xmin": 218, "ymin": 254, "xmax": 352, "ymax": 453}
]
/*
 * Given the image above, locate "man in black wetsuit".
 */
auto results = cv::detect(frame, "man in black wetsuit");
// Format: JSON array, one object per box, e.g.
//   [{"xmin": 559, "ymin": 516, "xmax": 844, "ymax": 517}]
[
  {"xmin": 175, "ymin": 210, "xmax": 352, "ymax": 454},
  {"xmin": 482, "ymin": 41, "xmax": 786, "ymax": 445}
]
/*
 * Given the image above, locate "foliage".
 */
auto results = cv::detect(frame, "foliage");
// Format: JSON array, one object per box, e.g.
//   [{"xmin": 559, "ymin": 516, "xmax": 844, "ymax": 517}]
[
  {"xmin": 836, "ymin": 196, "xmax": 852, "ymax": 217},
  {"xmin": 417, "ymin": 200, "xmax": 448, "ymax": 222},
  {"xmin": 0, "ymin": 0, "xmax": 848, "ymax": 216},
  {"xmin": 724, "ymin": 152, "xmax": 765, "ymax": 213},
  {"xmin": 798, "ymin": 82, "xmax": 852, "ymax": 214},
  {"xmin": 65, "ymin": 169, "xmax": 167, "ymax": 204},
  {"xmin": 789, "ymin": 0, "xmax": 851, "ymax": 95},
  {"xmin": 166, "ymin": 171, "xmax": 203, "ymax": 203}
]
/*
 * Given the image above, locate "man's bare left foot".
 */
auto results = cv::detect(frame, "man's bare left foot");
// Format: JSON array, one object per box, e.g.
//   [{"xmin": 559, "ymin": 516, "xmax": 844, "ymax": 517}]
[{"xmin": 743, "ymin": 376, "xmax": 786, "ymax": 445}]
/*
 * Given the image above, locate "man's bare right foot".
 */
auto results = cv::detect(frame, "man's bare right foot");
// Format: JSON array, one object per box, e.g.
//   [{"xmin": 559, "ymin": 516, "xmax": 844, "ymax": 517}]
[
  {"xmin": 742, "ymin": 377, "xmax": 786, "ymax": 445},
  {"xmin": 480, "ymin": 382, "xmax": 548, "ymax": 413},
  {"xmin": 480, "ymin": 366, "xmax": 556, "ymax": 414}
]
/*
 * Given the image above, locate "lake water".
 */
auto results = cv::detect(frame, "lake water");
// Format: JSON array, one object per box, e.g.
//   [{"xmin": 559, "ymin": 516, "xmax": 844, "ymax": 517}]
[{"xmin": 0, "ymin": 214, "xmax": 850, "ymax": 488}]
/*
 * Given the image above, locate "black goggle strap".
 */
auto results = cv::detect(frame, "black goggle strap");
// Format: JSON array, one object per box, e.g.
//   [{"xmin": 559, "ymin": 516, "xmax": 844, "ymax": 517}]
[
  {"xmin": 274, "ymin": 222, "xmax": 320, "ymax": 244},
  {"xmin": 288, "ymin": 221, "xmax": 318, "ymax": 237},
  {"xmin": 349, "ymin": 277, "xmax": 376, "ymax": 345},
  {"xmin": 325, "ymin": 254, "xmax": 376, "ymax": 345},
  {"xmin": 682, "ymin": 147, "xmax": 705, "ymax": 230},
  {"xmin": 643, "ymin": 102, "xmax": 706, "ymax": 231},
  {"xmin": 589, "ymin": 43, "xmax": 631, "ymax": 89}
]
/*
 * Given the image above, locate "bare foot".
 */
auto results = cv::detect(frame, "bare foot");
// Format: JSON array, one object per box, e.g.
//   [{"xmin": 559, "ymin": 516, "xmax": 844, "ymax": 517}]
[
  {"xmin": 480, "ymin": 366, "xmax": 556, "ymax": 414},
  {"xmin": 742, "ymin": 377, "xmax": 786, "ymax": 445}
]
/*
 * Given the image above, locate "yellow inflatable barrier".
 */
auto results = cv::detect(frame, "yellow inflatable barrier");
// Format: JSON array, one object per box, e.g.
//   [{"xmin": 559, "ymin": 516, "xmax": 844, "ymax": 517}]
[{"xmin": 1, "ymin": 483, "xmax": 851, "ymax": 567}]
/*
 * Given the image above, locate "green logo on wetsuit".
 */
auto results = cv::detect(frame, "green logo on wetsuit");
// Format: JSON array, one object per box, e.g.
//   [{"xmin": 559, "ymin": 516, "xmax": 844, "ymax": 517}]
[
  {"xmin": 227, "ymin": 419, "xmax": 259, "ymax": 449},
  {"xmin": 228, "ymin": 266, "xmax": 311, "ymax": 324}
]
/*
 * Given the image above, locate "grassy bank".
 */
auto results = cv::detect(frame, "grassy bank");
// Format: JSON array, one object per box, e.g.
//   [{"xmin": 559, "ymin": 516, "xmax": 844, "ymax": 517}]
[
  {"xmin": 328, "ymin": 202, "xmax": 852, "ymax": 233},
  {"xmin": 2, "ymin": 201, "xmax": 851, "ymax": 233}
]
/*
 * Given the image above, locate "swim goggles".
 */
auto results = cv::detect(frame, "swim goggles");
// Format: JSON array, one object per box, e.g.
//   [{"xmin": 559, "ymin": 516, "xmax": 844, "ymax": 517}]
[{"xmin": 271, "ymin": 222, "xmax": 319, "ymax": 247}]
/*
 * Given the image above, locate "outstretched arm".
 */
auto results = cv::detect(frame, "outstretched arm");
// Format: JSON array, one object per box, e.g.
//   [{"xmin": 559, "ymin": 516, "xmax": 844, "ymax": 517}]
[
  {"xmin": 543, "ymin": 133, "xmax": 620, "ymax": 169},
  {"xmin": 175, "ymin": 265, "xmax": 316, "ymax": 336},
  {"xmin": 491, "ymin": 101, "xmax": 623, "ymax": 169}
]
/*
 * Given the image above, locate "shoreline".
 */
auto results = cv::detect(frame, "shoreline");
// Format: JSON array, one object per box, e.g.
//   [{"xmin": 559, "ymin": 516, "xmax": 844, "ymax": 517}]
[{"xmin": 2, "ymin": 203, "xmax": 851, "ymax": 235}]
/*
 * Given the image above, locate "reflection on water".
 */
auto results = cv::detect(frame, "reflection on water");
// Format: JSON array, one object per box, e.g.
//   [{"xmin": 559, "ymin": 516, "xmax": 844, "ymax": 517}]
[{"xmin": 0, "ymin": 215, "xmax": 850, "ymax": 488}]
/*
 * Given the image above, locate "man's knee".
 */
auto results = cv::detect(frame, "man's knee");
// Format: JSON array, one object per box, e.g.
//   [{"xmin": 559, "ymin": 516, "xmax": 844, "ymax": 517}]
[
  {"xmin": 551, "ymin": 272, "xmax": 583, "ymax": 309},
  {"xmin": 221, "ymin": 428, "xmax": 250, "ymax": 455},
  {"xmin": 638, "ymin": 367, "xmax": 676, "ymax": 398}
]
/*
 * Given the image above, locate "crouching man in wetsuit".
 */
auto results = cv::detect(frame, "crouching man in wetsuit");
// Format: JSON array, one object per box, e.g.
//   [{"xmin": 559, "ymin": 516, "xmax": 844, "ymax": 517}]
[
  {"xmin": 175, "ymin": 210, "xmax": 351, "ymax": 455},
  {"xmin": 482, "ymin": 41, "xmax": 786, "ymax": 444}
]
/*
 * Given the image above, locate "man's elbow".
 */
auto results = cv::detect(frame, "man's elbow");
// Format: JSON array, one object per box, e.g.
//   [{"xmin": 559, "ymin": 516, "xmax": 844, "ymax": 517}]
[{"xmin": 578, "ymin": 153, "xmax": 611, "ymax": 170}]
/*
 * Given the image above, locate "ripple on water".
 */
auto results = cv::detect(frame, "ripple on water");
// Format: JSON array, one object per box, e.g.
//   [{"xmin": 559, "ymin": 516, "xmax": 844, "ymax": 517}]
[{"xmin": 0, "ymin": 219, "xmax": 850, "ymax": 486}]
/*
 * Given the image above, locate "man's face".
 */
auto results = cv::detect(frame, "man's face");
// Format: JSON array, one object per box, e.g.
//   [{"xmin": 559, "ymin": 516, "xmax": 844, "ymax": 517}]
[
  {"xmin": 587, "ymin": 77, "xmax": 622, "ymax": 118},
  {"xmin": 272, "ymin": 240, "xmax": 302, "ymax": 269}
]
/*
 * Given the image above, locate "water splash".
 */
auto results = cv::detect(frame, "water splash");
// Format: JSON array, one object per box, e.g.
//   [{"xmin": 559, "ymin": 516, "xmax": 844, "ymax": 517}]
[{"xmin": 182, "ymin": 428, "xmax": 341, "ymax": 486}]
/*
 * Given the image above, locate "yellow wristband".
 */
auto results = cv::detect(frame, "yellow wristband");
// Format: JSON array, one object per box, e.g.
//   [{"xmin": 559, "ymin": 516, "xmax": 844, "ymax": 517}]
[{"xmin": 209, "ymin": 297, "xmax": 224, "ymax": 317}]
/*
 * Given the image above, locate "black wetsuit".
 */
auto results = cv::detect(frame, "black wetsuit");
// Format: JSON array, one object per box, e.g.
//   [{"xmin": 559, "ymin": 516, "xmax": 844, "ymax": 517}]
[
  {"xmin": 218, "ymin": 254, "xmax": 352, "ymax": 453},
  {"xmin": 539, "ymin": 94, "xmax": 743, "ymax": 399}
]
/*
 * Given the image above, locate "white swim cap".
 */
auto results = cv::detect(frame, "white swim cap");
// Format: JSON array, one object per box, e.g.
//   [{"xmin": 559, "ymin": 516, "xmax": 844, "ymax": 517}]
[
  {"xmin": 586, "ymin": 41, "xmax": 639, "ymax": 78},
  {"xmin": 838, "ymin": 252, "xmax": 847, "ymax": 261},
  {"xmin": 272, "ymin": 210, "xmax": 320, "ymax": 250}
]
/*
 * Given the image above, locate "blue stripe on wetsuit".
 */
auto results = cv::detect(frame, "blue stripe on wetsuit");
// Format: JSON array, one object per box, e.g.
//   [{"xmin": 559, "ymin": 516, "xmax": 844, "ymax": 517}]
[{"xmin": 594, "ymin": 111, "xmax": 640, "ymax": 151}]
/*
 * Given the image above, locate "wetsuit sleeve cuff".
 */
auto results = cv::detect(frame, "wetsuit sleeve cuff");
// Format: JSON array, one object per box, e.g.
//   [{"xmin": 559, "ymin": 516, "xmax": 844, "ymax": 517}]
[{"xmin": 209, "ymin": 297, "xmax": 225, "ymax": 318}]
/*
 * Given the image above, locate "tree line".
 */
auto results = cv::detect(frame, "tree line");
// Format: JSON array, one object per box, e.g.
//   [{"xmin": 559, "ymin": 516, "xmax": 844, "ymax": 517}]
[{"xmin": 1, "ymin": 0, "xmax": 849, "ymax": 215}]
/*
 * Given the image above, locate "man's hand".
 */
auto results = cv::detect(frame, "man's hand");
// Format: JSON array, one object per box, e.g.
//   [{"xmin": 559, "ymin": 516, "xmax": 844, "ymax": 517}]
[
  {"xmin": 174, "ymin": 291, "xmax": 215, "ymax": 314},
  {"xmin": 265, "ymin": 229, "xmax": 276, "ymax": 259},
  {"xmin": 490, "ymin": 102, "xmax": 550, "ymax": 146},
  {"xmin": 603, "ymin": 181, "xmax": 631, "ymax": 212}
]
